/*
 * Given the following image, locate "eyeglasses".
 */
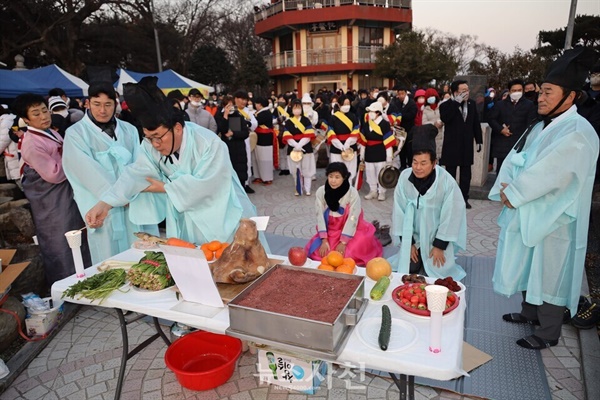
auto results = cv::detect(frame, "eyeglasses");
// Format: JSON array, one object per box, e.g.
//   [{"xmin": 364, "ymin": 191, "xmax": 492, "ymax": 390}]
[{"xmin": 144, "ymin": 127, "xmax": 172, "ymax": 144}]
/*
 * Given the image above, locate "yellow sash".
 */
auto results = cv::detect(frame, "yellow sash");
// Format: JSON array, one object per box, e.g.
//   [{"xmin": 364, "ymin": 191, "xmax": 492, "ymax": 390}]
[
  {"xmin": 237, "ymin": 108, "xmax": 250, "ymax": 120},
  {"xmin": 277, "ymin": 106, "xmax": 289, "ymax": 118},
  {"xmin": 368, "ymin": 119, "xmax": 383, "ymax": 136},
  {"xmin": 290, "ymin": 117, "xmax": 306, "ymax": 132},
  {"xmin": 334, "ymin": 111, "xmax": 353, "ymax": 131}
]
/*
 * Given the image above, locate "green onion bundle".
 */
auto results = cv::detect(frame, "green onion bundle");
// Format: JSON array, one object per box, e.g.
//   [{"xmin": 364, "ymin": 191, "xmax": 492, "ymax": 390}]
[
  {"xmin": 62, "ymin": 269, "xmax": 128, "ymax": 304},
  {"xmin": 127, "ymin": 251, "xmax": 175, "ymax": 291}
]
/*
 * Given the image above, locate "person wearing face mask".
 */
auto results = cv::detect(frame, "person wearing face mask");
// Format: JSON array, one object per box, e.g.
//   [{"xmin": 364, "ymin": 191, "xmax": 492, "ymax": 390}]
[
  {"xmin": 48, "ymin": 96, "xmax": 73, "ymax": 137},
  {"xmin": 326, "ymin": 95, "xmax": 360, "ymax": 182},
  {"xmin": 282, "ymin": 99, "xmax": 316, "ymax": 196},
  {"xmin": 391, "ymin": 86, "xmax": 418, "ymax": 169},
  {"xmin": 413, "ymin": 89, "xmax": 427, "ymax": 127},
  {"xmin": 358, "ymin": 101, "xmax": 395, "ymax": 201},
  {"xmin": 273, "ymin": 94, "xmax": 291, "ymax": 176},
  {"xmin": 439, "ymin": 80, "xmax": 483, "ymax": 209},
  {"xmin": 251, "ymin": 97, "xmax": 275, "ymax": 185},
  {"xmin": 488, "ymin": 79, "xmax": 537, "ymax": 173},
  {"xmin": 63, "ymin": 82, "xmax": 158, "ymax": 265},
  {"xmin": 13, "ymin": 93, "xmax": 92, "ymax": 285},
  {"xmin": 301, "ymin": 93, "xmax": 319, "ymax": 126},
  {"xmin": 376, "ymin": 92, "xmax": 401, "ymax": 126},
  {"xmin": 523, "ymin": 82, "xmax": 539, "ymax": 106},
  {"xmin": 48, "ymin": 87, "xmax": 84, "ymax": 123},
  {"xmin": 578, "ymin": 62, "xmax": 600, "ymax": 140},
  {"xmin": 421, "ymin": 88, "xmax": 444, "ymax": 160},
  {"xmin": 185, "ymin": 88, "xmax": 217, "ymax": 133}
]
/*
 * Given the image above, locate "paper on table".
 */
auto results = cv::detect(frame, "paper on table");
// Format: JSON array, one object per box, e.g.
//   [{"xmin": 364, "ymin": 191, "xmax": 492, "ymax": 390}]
[
  {"xmin": 249, "ymin": 216, "xmax": 270, "ymax": 231},
  {"xmin": 159, "ymin": 244, "xmax": 224, "ymax": 308}
]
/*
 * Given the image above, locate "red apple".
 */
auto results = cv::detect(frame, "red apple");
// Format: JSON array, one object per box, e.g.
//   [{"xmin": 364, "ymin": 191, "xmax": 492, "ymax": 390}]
[{"xmin": 288, "ymin": 247, "xmax": 308, "ymax": 266}]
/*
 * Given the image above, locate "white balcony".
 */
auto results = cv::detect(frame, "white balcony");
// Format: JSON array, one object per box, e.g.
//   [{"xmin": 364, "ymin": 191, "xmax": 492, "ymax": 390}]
[{"xmin": 264, "ymin": 46, "xmax": 383, "ymax": 71}]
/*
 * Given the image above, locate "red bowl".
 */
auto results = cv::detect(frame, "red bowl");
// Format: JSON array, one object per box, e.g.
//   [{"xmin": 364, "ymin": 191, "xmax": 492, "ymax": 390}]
[
  {"xmin": 392, "ymin": 284, "xmax": 460, "ymax": 317},
  {"xmin": 165, "ymin": 331, "xmax": 242, "ymax": 391}
]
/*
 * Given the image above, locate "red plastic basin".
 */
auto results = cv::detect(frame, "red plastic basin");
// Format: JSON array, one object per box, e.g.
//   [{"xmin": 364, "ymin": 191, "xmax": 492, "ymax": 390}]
[{"xmin": 164, "ymin": 330, "xmax": 242, "ymax": 391}]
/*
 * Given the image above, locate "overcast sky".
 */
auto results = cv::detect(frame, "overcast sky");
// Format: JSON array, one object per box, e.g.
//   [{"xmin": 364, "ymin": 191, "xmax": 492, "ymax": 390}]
[{"xmin": 411, "ymin": 0, "xmax": 600, "ymax": 53}]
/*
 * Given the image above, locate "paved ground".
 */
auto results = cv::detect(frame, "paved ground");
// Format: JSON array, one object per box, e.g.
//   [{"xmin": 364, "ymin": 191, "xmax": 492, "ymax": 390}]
[{"xmin": 0, "ymin": 168, "xmax": 589, "ymax": 400}]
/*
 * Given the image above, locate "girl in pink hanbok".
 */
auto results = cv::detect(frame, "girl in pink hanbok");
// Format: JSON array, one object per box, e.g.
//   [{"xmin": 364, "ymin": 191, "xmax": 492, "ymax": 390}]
[{"xmin": 305, "ymin": 162, "xmax": 382, "ymax": 266}]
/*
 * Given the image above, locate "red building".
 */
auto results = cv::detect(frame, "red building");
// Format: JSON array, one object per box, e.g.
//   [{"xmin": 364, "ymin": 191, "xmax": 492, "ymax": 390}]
[{"xmin": 255, "ymin": 0, "xmax": 412, "ymax": 94}]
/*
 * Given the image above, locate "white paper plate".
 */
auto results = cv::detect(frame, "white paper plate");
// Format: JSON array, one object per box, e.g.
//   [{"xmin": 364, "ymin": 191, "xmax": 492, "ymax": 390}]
[
  {"xmin": 356, "ymin": 317, "xmax": 418, "ymax": 352},
  {"xmin": 129, "ymin": 284, "xmax": 175, "ymax": 294}
]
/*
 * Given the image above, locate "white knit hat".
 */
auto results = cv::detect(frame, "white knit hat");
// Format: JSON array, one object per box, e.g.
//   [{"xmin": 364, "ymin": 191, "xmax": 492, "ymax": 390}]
[
  {"xmin": 301, "ymin": 93, "xmax": 313, "ymax": 104},
  {"xmin": 366, "ymin": 101, "xmax": 383, "ymax": 114},
  {"xmin": 48, "ymin": 96, "xmax": 68, "ymax": 111}
]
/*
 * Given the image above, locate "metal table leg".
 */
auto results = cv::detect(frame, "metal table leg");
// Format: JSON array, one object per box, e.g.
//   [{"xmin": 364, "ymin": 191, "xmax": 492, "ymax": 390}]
[
  {"xmin": 114, "ymin": 309, "xmax": 171, "ymax": 400},
  {"xmin": 389, "ymin": 373, "xmax": 415, "ymax": 400}
]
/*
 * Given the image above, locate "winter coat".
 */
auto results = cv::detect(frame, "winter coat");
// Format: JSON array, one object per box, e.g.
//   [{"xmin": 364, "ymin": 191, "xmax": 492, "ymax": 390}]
[
  {"xmin": 439, "ymin": 98, "xmax": 482, "ymax": 166},
  {"xmin": 186, "ymin": 106, "xmax": 218, "ymax": 133},
  {"xmin": 0, "ymin": 113, "xmax": 20, "ymax": 180},
  {"xmin": 488, "ymin": 97, "xmax": 537, "ymax": 159}
]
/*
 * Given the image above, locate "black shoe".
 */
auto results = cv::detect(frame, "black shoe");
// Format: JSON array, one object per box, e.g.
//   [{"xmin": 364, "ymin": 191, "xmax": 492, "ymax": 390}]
[
  {"xmin": 564, "ymin": 296, "xmax": 591, "ymax": 324},
  {"xmin": 279, "ymin": 169, "xmax": 290, "ymax": 176},
  {"xmin": 571, "ymin": 301, "xmax": 599, "ymax": 330},
  {"xmin": 465, "ymin": 201, "xmax": 472, "ymax": 209},
  {"xmin": 378, "ymin": 225, "xmax": 392, "ymax": 247},
  {"xmin": 244, "ymin": 185, "xmax": 255, "ymax": 194}
]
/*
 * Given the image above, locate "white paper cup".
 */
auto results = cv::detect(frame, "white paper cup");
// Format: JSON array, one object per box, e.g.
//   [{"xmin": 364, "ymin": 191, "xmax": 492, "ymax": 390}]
[
  {"xmin": 425, "ymin": 284, "xmax": 449, "ymax": 313},
  {"xmin": 64, "ymin": 230, "xmax": 82, "ymax": 248},
  {"xmin": 32, "ymin": 235, "xmax": 38, "ymax": 245}
]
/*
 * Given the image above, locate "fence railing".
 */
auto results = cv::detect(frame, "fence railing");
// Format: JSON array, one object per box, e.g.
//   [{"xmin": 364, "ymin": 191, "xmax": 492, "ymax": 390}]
[
  {"xmin": 264, "ymin": 46, "xmax": 383, "ymax": 70},
  {"xmin": 254, "ymin": 0, "xmax": 412, "ymax": 22}
]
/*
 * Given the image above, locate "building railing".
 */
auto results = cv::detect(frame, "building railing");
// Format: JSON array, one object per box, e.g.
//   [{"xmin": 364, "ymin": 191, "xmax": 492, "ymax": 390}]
[
  {"xmin": 254, "ymin": 0, "xmax": 412, "ymax": 22},
  {"xmin": 264, "ymin": 46, "xmax": 383, "ymax": 70}
]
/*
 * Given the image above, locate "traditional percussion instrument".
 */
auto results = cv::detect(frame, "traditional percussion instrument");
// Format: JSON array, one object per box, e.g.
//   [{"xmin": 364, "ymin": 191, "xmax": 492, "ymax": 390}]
[
  {"xmin": 341, "ymin": 147, "xmax": 355, "ymax": 161},
  {"xmin": 249, "ymin": 131, "xmax": 258, "ymax": 151},
  {"xmin": 290, "ymin": 149, "xmax": 304, "ymax": 162},
  {"xmin": 311, "ymin": 130, "xmax": 327, "ymax": 151},
  {"xmin": 378, "ymin": 165, "xmax": 400, "ymax": 189}
]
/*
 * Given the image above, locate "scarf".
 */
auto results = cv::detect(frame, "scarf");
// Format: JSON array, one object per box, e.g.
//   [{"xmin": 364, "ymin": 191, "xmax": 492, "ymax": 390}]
[
  {"xmin": 324, "ymin": 179, "xmax": 350, "ymax": 212},
  {"xmin": 87, "ymin": 110, "xmax": 117, "ymax": 140},
  {"xmin": 408, "ymin": 168, "xmax": 436, "ymax": 196}
]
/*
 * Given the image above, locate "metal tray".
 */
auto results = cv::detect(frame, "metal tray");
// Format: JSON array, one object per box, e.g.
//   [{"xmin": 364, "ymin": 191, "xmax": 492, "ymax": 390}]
[{"xmin": 227, "ymin": 264, "xmax": 367, "ymax": 356}]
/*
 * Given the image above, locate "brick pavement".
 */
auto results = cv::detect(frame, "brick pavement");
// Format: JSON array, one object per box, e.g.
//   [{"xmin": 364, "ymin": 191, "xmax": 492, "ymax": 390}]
[{"xmin": 0, "ymin": 168, "xmax": 584, "ymax": 400}]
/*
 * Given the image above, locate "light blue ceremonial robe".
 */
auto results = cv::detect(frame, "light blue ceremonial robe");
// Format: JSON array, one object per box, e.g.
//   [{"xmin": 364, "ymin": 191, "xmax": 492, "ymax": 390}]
[
  {"xmin": 390, "ymin": 165, "xmax": 467, "ymax": 280},
  {"xmin": 100, "ymin": 122, "xmax": 267, "ymax": 250},
  {"xmin": 63, "ymin": 114, "xmax": 158, "ymax": 264},
  {"xmin": 489, "ymin": 106, "xmax": 598, "ymax": 316}
]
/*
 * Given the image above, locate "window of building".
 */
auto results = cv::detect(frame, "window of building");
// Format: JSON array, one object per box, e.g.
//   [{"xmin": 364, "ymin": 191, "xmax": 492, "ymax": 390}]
[
  {"xmin": 279, "ymin": 33, "xmax": 293, "ymax": 52},
  {"xmin": 358, "ymin": 27, "xmax": 383, "ymax": 47},
  {"xmin": 307, "ymin": 33, "xmax": 341, "ymax": 65},
  {"xmin": 358, "ymin": 74, "xmax": 383, "ymax": 91}
]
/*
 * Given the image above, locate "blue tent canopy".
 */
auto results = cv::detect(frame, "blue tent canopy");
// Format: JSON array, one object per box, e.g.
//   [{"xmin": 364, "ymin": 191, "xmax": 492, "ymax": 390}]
[
  {"xmin": 115, "ymin": 69, "xmax": 212, "ymax": 97},
  {"xmin": 0, "ymin": 65, "xmax": 89, "ymax": 98}
]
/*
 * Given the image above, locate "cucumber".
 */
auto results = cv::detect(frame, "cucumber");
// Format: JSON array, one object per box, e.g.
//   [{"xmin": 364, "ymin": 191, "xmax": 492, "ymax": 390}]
[
  {"xmin": 379, "ymin": 305, "xmax": 392, "ymax": 350},
  {"xmin": 370, "ymin": 276, "xmax": 391, "ymax": 300}
]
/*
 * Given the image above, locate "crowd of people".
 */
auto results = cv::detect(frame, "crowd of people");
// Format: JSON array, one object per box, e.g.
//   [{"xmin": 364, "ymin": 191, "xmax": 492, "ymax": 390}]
[{"xmin": 0, "ymin": 48, "xmax": 599, "ymax": 350}]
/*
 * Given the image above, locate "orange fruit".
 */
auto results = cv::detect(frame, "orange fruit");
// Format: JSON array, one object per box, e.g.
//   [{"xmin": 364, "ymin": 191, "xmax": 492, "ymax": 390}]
[
  {"xmin": 215, "ymin": 247, "xmax": 226, "ymax": 259},
  {"xmin": 318, "ymin": 263, "xmax": 335, "ymax": 271},
  {"xmin": 220, "ymin": 242, "xmax": 230, "ymax": 249},
  {"xmin": 327, "ymin": 251, "xmax": 344, "ymax": 267},
  {"xmin": 207, "ymin": 240, "xmax": 222, "ymax": 251},
  {"xmin": 366, "ymin": 257, "xmax": 392, "ymax": 281},
  {"xmin": 343, "ymin": 258, "xmax": 356, "ymax": 269},
  {"xmin": 320, "ymin": 256, "xmax": 330, "ymax": 265},
  {"xmin": 200, "ymin": 243, "xmax": 211, "ymax": 252},
  {"xmin": 336, "ymin": 264, "xmax": 355, "ymax": 274},
  {"xmin": 203, "ymin": 248, "xmax": 214, "ymax": 261}
]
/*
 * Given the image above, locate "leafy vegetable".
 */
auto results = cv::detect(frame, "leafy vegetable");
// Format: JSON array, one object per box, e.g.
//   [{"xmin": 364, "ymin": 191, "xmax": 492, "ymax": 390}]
[
  {"xmin": 127, "ymin": 251, "xmax": 175, "ymax": 290},
  {"xmin": 62, "ymin": 269, "xmax": 128, "ymax": 304}
]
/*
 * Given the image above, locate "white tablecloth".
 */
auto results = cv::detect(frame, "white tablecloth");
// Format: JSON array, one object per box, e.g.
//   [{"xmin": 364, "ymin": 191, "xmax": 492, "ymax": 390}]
[{"xmin": 51, "ymin": 249, "xmax": 467, "ymax": 381}]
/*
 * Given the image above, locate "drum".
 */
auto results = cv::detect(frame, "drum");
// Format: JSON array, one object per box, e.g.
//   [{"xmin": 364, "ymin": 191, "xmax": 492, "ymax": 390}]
[
  {"xmin": 249, "ymin": 132, "xmax": 258, "ymax": 151},
  {"xmin": 378, "ymin": 165, "xmax": 400, "ymax": 189},
  {"xmin": 311, "ymin": 130, "xmax": 327, "ymax": 150}
]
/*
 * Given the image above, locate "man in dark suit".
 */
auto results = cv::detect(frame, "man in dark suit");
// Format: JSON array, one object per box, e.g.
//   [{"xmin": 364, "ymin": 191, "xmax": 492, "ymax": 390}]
[
  {"xmin": 488, "ymin": 79, "xmax": 537, "ymax": 173},
  {"xmin": 439, "ymin": 80, "xmax": 483, "ymax": 209},
  {"xmin": 392, "ymin": 86, "xmax": 418, "ymax": 169}
]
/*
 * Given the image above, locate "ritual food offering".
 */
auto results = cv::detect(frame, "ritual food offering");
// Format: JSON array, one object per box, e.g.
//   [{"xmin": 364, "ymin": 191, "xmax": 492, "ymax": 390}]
[
  {"xmin": 287, "ymin": 246, "xmax": 308, "ymax": 266},
  {"xmin": 370, "ymin": 276, "xmax": 391, "ymax": 300},
  {"xmin": 62, "ymin": 269, "xmax": 128, "ymax": 304},
  {"xmin": 200, "ymin": 240, "xmax": 230, "ymax": 261},
  {"xmin": 210, "ymin": 219, "xmax": 271, "ymax": 284},
  {"xmin": 127, "ymin": 251, "xmax": 175, "ymax": 291},
  {"xmin": 392, "ymin": 283, "xmax": 459, "ymax": 317},
  {"xmin": 365, "ymin": 257, "xmax": 392, "ymax": 281},
  {"xmin": 401, "ymin": 273, "xmax": 427, "ymax": 284},
  {"xmin": 133, "ymin": 232, "xmax": 196, "ymax": 249},
  {"xmin": 317, "ymin": 252, "xmax": 356, "ymax": 274},
  {"xmin": 434, "ymin": 276, "xmax": 462, "ymax": 292},
  {"xmin": 379, "ymin": 305, "xmax": 392, "ymax": 351}
]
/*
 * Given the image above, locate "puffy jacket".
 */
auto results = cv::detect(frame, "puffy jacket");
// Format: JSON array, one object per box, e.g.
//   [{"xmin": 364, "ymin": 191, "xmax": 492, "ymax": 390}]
[{"xmin": 0, "ymin": 113, "xmax": 21, "ymax": 180}]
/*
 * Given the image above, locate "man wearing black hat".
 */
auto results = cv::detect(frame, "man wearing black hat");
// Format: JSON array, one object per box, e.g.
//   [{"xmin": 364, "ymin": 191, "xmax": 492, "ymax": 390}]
[
  {"xmin": 490, "ymin": 48, "xmax": 599, "ymax": 350},
  {"xmin": 390, "ymin": 125, "xmax": 467, "ymax": 280},
  {"xmin": 85, "ymin": 77, "xmax": 265, "ymax": 250}
]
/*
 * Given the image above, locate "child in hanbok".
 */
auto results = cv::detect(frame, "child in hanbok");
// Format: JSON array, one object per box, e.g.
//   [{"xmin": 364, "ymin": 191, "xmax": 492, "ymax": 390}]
[{"xmin": 305, "ymin": 162, "xmax": 382, "ymax": 266}]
